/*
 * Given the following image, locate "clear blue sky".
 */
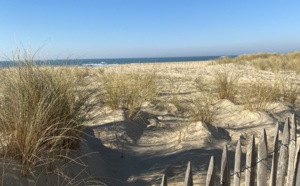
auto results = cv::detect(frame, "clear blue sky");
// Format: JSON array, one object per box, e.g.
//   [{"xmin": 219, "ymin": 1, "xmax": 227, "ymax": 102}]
[{"xmin": 1, "ymin": 0, "xmax": 300, "ymax": 59}]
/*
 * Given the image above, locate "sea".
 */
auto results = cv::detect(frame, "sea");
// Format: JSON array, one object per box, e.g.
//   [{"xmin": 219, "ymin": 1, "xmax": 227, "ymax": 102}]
[{"xmin": 0, "ymin": 55, "xmax": 235, "ymax": 67}]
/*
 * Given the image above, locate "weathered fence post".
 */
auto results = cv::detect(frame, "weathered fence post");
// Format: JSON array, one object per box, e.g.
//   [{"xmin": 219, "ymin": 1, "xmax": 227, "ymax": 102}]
[
  {"xmin": 245, "ymin": 135, "xmax": 255, "ymax": 186},
  {"xmin": 277, "ymin": 118, "xmax": 290, "ymax": 186},
  {"xmin": 160, "ymin": 175, "xmax": 167, "ymax": 186},
  {"xmin": 206, "ymin": 156, "xmax": 215, "ymax": 186},
  {"xmin": 220, "ymin": 145, "xmax": 230, "ymax": 186},
  {"xmin": 234, "ymin": 139, "xmax": 241, "ymax": 186},
  {"xmin": 184, "ymin": 161, "xmax": 193, "ymax": 186},
  {"xmin": 257, "ymin": 129, "xmax": 268, "ymax": 186},
  {"xmin": 287, "ymin": 114, "xmax": 297, "ymax": 186},
  {"xmin": 269, "ymin": 122, "xmax": 279, "ymax": 186},
  {"xmin": 293, "ymin": 144, "xmax": 300, "ymax": 185}
]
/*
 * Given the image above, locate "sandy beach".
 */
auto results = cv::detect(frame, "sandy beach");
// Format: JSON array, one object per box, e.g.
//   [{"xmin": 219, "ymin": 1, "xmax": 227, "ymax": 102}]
[
  {"xmin": 1, "ymin": 59, "xmax": 300, "ymax": 185},
  {"xmin": 2, "ymin": 0, "xmax": 300, "ymax": 185},
  {"xmin": 84, "ymin": 60, "xmax": 298, "ymax": 185}
]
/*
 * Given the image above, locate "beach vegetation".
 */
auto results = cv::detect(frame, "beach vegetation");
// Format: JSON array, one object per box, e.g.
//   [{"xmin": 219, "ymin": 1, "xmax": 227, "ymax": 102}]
[
  {"xmin": 239, "ymin": 80, "xmax": 280, "ymax": 111},
  {"xmin": 167, "ymin": 92, "xmax": 218, "ymax": 143},
  {"xmin": 278, "ymin": 74, "xmax": 300, "ymax": 104},
  {"xmin": 72, "ymin": 66, "xmax": 91, "ymax": 85},
  {"xmin": 97, "ymin": 70, "xmax": 158, "ymax": 119},
  {"xmin": 212, "ymin": 52, "xmax": 300, "ymax": 74},
  {"xmin": 209, "ymin": 56, "xmax": 234, "ymax": 65},
  {"xmin": 231, "ymin": 52, "xmax": 300, "ymax": 73},
  {"xmin": 195, "ymin": 69, "xmax": 241, "ymax": 102},
  {"xmin": 213, "ymin": 69, "xmax": 241, "ymax": 101},
  {"xmin": 189, "ymin": 93, "xmax": 218, "ymax": 125},
  {"xmin": 0, "ymin": 55, "xmax": 93, "ymax": 175}
]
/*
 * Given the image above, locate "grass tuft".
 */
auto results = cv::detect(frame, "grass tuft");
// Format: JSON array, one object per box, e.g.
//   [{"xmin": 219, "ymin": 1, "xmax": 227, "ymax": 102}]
[
  {"xmin": 195, "ymin": 69, "xmax": 241, "ymax": 102},
  {"xmin": 239, "ymin": 80, "xmax": 280, "ymax": 111},
  {"xmin": 213, "ymin": 69, "xmax": 241, "ymax": 101},
  {"xmin": 190, "ymin": 94, "xmax": 218, "ymax": 125},
  {"xmin": 97, "ymin": 70, "xmax": 158, "ymax": 119},
  {"xmin": 0, "ymin": 58, "xmax": 93, "ymax": 174},
  {"xmin": 278, "ymin": 74, "xmax": 300, "ymax": 104}
]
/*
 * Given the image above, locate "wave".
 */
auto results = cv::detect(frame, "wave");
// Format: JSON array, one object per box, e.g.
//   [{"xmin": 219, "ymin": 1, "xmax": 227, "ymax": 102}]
[
  {"xmin": 81, "ymin": 62, "xmax": 118, "ymax": 67},
  {"xmin": 82, "ymin": 63, "xmax": 107, "ymax": 67}
]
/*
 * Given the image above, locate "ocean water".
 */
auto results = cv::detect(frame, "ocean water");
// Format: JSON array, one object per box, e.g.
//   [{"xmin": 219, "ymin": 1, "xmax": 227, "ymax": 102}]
[{"xmin": 0, "ymin": 56, "xmax": 234, "ymax": 67}]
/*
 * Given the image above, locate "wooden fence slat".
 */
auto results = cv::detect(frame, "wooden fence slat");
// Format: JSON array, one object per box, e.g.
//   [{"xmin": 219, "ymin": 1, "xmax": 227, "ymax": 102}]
[
  {"xmin": 290, "ymin": 114, "xmax": 296, "ymax": 140},
  {"xmin": 276, "ymin": 118, "xmax": 290, "ymax": 186},
  {"xmin": 160, "ymin": 175, "xmax": 167, "ymax": 186},
  {"xmin": 206, "ymin": 156, "xmax": 215, "ymax": 186},
  {"xmin": 287, "ymin": 114, "xmax": 297, "ymax": 186},
  {"xmin": 220, "ymin": 145, "xmax": 230, "ymax": 186},
  {"xmin": 197, "ymin": 117, "xmax": 299, "ymax": 186},
  {"xmin": 292, "ymin": 144, "xmax": 300, "ymax": 185},
  {"xmin": 245, "ymin": 135, "xmax": 255, "ymax": 186},
  {"xmin": 184, "ymin": 161, "xmax": 193, "ymax": 186},
  {"xmin": 269, "ymin": 122, "xmax": 279, "ymax": 186},
  {"xmin": 257, "ymin": 129, "xmax": 268, "ymax": 186},
  {"xmin": 234, "ymin": 139, "xmax": 241, "ymax": 186}
]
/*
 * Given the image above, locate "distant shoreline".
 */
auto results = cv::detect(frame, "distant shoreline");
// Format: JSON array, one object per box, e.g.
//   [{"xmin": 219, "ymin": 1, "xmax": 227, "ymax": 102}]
[{"xmin": 0, "ymin": 55, "xmax": 233, "ymax": 67}]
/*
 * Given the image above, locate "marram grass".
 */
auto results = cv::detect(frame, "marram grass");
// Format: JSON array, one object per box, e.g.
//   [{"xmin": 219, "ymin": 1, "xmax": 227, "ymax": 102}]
[
  {"xmin": 97, "ymin": 70, "xmax": 158, "ymax": 119},
  {"xmin": 195, "ymin": 69, "xmax": 241, "ymax": 102},
  {"xmin": 213, "ymin": 52, "xmax": 300, "ymax": 74},
  {"xmin": 0, "ymin": 60, "xmax": 93, "ymax": 175}
]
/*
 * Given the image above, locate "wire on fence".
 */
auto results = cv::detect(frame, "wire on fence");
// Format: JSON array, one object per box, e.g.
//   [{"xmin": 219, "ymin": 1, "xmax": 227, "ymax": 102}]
[{"xmin": 229, "ymin": 134, "xmax": 300, "ymax": 177}]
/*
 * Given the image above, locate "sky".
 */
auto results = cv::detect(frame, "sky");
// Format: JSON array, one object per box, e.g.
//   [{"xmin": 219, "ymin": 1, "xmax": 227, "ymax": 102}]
[{"xmin": 1, "ymin": 0, "xmax": 300, "ymax": 60}]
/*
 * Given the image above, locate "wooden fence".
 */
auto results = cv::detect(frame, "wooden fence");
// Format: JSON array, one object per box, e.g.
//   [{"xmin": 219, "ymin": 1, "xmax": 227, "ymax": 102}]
[{"xmin": 160, "ymin": 114, "xmax": 300, "ymax": 186}]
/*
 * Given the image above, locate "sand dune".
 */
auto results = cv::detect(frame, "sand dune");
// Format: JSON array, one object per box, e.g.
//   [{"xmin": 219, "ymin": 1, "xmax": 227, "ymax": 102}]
[
  {"xmin": 83, "ymin": 61, "xmax": 298, "ymax": 185},
  {"xmin": 2, "ymin": 60, "xmax": 299, "ymax": 185}
]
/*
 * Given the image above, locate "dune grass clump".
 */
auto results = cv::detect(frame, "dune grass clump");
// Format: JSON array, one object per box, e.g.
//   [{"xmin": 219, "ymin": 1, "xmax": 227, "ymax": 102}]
[
  {"xmin": 166, "ymin": 92, "xmax": 218, "ymax": 142},
  {"xmin": 235, "ymin": 53, "xmax": 281, "ymax": 61},
  {"xmin": 195, "ymin": 69, "xmax": 241, "ymax": 102},
  {"xmin": 231, "ymin": 52, "xmax": 300, "ymax": 73},
  {"xmin": 190, "ymin": 94, "xmax": 218, "ymax": 125},
  {"xmin": 210, "ymin": 52, "xmax": 300, "ymax": 74},
  {"xmin": 98, "ymin": 70, "xmax": 158, "ymax": 119},
  {"xmin": 0, "ymin": 60, "xmax": 92, "ymax": 175},
  {"xmin": 71, "ymin": 66, "xmax": 91, "ymax": 85},
  {"xmin": 277, "ymin": 74, "xmax": 300, "ymax": 105},
  {"xmin": 239, "ymin": 80, "xmax": 280, "ymax": 112},
  {"xmin": 213, "ymin": 70, "xmax": 241, "ymax": 102},
  {"xmin": 281, "ymin": 80, "xmax": 300, "ymax": 104},
  {"xmin": 251, "ymin": 56, "xmax": 291, "ymax": 72},
  {"xmin": 210, "ymin": 56, "xmax": 235, "ymax": 65},
  {"xmin": 239, "ymin": 73, "xmax": 300, "ymax": 111}
]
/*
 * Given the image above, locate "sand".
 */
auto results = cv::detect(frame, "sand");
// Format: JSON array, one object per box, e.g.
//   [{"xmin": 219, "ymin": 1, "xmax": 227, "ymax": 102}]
[{"xmin": 1, "ymin": 61, "xmax": 299, "ymax": 185}]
